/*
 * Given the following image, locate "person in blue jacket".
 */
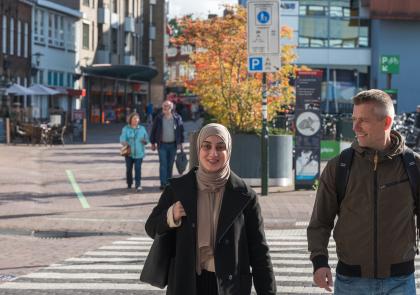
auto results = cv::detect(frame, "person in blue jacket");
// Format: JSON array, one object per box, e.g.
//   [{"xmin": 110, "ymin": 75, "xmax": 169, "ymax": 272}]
[{"xmin": 120, "ymin": 112, "xmax": 149, "ymax": 192}]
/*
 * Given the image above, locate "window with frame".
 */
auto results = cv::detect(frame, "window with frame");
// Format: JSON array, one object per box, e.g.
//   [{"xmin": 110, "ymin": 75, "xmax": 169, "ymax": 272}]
[
  {"xmin": 59, "ymin": 16, "xmax": 64, "ymax": 47},
  {"xmin": 112, "ymin": 0, "xmax": 118, "ymax": 13},
  {"xmin": 83, "ymin": 0, "xmax": 90, "ymax": 6},
  {"xmin": 10, "ymin": 17, "xmax": 14, "ymax": 55},
  {"xmin": 125, "ymin": 0, "xmax": 130, "ymax": 16},
  {"xmin": 83, "ymin": 23, "xmax": 90, "ymax": 49},
  {"xmin": 58, "ymin": 72, "xmax": 64, "ymax": 86},
  {"xmin": 66, "ymin": 22, "xmax": 76, "ymax": 50},
  {"xmin": 111, "ymin": 28, "xmax": 118, "ymax": 53},
  {"xmin": 298, "ymin": 0, "xmax": 369, "ymax": 48},
  {"xmin": 48, "ymin": 71, "xmax": 53, "ymax": 85},
  {"xmin": 24, "ymin": 22, "xmax": 28, "ymax": 57},
  {"xmin": 17, "ymin": 20, "xmax": 21, "ymax": 57},
  {"xmin": 67, "ymin": 73, "xmax": 73, "ymax": 88},
  {"xmin": 2, "ymin": 16, "xmax": 7, "ymax": 54},
  {"xmin": 48, "ymin": 13, "xmax": 53, "ymax": 45}
]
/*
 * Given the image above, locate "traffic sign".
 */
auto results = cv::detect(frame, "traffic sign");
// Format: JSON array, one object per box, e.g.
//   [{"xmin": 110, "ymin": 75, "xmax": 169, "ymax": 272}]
[
  {"xmin": 257, "ymin": 11, "xmax": 271, "ymax": 25},
  {"xmin": 247, "ymin": 0, "xmax": 280, "ymax": 73},
  {"xmin": 381, "ymin": 55, "xmax": 400, "ymax": 74},
  {"xmin": 249, "ymin": 57, "xmax": 263, "ymax": 71}
]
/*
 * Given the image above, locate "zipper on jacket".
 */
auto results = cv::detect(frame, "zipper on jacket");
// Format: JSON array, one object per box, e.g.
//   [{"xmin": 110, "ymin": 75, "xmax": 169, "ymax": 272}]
[{"xmin": 373, "ymin": 151, "xmax": 378, "ymax": 278}]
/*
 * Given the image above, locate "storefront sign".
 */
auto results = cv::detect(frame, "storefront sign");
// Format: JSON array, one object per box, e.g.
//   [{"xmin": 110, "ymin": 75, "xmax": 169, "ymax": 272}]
[{"xmin": 295, "ymin": 70, "xmax": 322, "ymax": 189}]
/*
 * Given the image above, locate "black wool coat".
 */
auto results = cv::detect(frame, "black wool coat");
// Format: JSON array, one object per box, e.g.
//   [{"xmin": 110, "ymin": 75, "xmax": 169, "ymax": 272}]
[{"xmin": 145, "ymin": 168, "xmax": 277, "ymax": 295}]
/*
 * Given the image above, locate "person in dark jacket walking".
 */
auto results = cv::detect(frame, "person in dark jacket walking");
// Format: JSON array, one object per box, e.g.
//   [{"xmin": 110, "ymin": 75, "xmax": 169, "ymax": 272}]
[
  {"xmin": 119, "ymin": 112, "xmax": 149, "ymax": 192},
  {"xmin": 307, "ymin": 89, "xmax": 420, "ymax": 294},
  {"xmin": 150, "ymin": 100, "xmax": 184, "ymax": 190},
  {"xmin": 145, "ymin": 123, "xmax": 276, "ymax": 295}
]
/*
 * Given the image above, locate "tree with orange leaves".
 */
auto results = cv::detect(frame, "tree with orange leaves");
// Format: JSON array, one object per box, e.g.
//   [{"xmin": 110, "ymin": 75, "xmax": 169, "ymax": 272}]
[{"xmin": 172, "ymin": 5, "xmax": 303, "ymax": 133}]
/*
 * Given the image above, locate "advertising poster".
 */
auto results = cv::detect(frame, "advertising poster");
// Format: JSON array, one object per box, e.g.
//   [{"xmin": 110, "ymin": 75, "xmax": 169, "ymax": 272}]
[{"xmin": 295, "ymin": 70, "xmax": 322, "ymax": 189}]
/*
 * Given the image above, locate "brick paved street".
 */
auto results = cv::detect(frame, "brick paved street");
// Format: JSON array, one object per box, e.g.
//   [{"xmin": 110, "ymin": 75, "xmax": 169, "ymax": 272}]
[{"xmin": 0, "ymin": 121, "xmax": 321, "ymax": 294}]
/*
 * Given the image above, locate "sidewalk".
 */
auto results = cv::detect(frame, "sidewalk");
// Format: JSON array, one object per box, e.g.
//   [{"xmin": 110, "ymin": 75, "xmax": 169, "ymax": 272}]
[{"xmin": 0, "ymin": 121, "xmax": 316, "ymax": 237}]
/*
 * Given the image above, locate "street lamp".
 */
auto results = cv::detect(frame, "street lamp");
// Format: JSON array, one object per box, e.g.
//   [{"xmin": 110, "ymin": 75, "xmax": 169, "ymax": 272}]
[{"xmin": 31, "ymin": 52, "xmax": 43, "ymax": 80}]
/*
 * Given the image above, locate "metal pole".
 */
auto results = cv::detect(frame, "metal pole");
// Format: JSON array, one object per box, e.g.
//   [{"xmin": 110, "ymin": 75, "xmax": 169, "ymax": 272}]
[
  {"xmin": 6, "ymin": 117, "xmax": 10, "ymax": 144},
  {"xmin": 387, "ymin": 73, "xmax": 392, "ymax": 89},
  {"xmin": 261, "ymin": 73, "xmax": 269, "ymax": 196},
  {"xmin": 82, "ymin": 118, "xmax": 87, "ymax": 144}
]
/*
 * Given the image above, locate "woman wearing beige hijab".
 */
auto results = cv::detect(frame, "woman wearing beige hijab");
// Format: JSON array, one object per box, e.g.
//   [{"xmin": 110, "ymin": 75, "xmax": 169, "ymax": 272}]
[{"xmin": 145, "ymin": 123, "xmax": 276, "ymax": 295}]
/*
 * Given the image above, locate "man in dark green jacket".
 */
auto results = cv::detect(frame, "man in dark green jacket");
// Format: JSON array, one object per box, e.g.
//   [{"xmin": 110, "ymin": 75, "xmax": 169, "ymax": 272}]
[{"xmin": 307, "ymin": 89, "xmax": 420, "ymax": 294}]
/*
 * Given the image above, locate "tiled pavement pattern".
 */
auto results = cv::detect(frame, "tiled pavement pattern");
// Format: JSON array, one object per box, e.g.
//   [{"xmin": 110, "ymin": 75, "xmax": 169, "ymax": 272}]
[
  {"xmin": 0, "ymin": 228, "xmax": 336, "ymax": 295},
  {"xmin": 2, "ymin": 228, "xmax": 420, "ymax": 295}
]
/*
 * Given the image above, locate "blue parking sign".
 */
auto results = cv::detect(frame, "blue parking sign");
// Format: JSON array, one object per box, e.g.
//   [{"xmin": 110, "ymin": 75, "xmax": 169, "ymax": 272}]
[{"xmin": 249, "ymin": 57, "xmax": 263, "ymax": 71}]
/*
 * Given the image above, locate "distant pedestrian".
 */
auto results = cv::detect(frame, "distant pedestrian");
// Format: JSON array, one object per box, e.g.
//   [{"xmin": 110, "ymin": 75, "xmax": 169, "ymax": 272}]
[
  {"xmin": 120, "ymin": 112, "xmax": 149, "ymax": 192},
  {"xmin": 145, "ymin": 123, "xmax": 276, "ymax": 295},
  {"xmin": 150, "ymin": 100, "xmax": 184, "ymax": 190},
  {"xmin": 307, "ymin": 89, "xmax": 420, "ymax": 294}
]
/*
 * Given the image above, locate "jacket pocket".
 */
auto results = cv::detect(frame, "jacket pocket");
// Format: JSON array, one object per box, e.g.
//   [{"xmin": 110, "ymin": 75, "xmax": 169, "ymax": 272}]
[{"xmin": 379, "ymin": 178, "xmax": 409, "ymax": 190}]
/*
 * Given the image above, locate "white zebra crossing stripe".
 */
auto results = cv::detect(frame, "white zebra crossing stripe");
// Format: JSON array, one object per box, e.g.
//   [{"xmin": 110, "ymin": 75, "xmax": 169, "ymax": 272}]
[
  {"xmin": 46, "ymin": 264, "xmax": 142, "ymax": 270},
  {"xmin": 65, "ymin": 257, "xmax": 141, "ymax": 262},
  {"xmin": 112, "ymin": 241, "xmax": 150, "ymax": 245},
  {"xmin": 84, "ymin": 251, "xmax": 148, "ymax": 256},
  {"xmin": 0, "ymin": 282, "xmax": 161, "ymax": 290},
  {"xmin": 23, "ymin": 273, "xmax": 140, "ymax": 280},
  {"xmin": 99, "ymin": 245, "xmax": 152, "ymax": 250},
  {"xmin": 1, "ymin": 229, "xmax": 419, "ymax": 294}
]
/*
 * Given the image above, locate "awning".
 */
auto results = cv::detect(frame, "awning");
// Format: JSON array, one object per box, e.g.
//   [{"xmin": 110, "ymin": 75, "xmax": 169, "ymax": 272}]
[
  {"xmin": 6, "ymin": 83, "xmax": 36, "ymax": 96},
  {"xmin": 28, "ymin": 84, "xmax": 61, "ymax": 95},
  {"xmin": 82, "ymin": 64, "xmax": 158, "ymax": 82}
]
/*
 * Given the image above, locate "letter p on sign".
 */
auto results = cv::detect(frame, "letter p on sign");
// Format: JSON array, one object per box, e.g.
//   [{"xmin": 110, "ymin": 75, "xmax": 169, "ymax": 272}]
[{"xmin": 249, "ymin": 57, "xmax": 263, "ymax": 72}]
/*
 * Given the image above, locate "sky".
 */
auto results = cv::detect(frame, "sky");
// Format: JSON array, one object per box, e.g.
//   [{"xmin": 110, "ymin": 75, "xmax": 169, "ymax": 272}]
[{"xmin": 168, "ymin": 0, "xmax": 238, "ymax": 19}]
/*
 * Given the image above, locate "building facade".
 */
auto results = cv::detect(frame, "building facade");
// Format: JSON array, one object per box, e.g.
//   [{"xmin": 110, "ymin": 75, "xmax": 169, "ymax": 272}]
[
  {"xmin": 241, "ymin": 0, "xmax": 420, "ymax": 113},
  {"xmin": 0, "ymin": 0, "xmax": 32, "ymax": 118},
  {"xmin": 80, "ymin": 0, "xmax": 160, "ymax": 124},
  {"xmin": 142, "ymin": 0, "xmax": 167, "ymax": 105},
  {"xmin": 31, "ymin": 0, "xmax": 82, "ymax": 122}
]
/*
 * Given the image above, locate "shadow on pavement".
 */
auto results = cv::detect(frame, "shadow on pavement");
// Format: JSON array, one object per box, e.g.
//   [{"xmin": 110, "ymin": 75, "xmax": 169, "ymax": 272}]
[{"xmin": 0, "ymin": 212, "xmax": 61, "ymax": 219}]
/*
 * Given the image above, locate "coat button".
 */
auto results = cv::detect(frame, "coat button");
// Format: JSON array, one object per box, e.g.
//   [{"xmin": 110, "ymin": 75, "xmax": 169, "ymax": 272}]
[
  {"xmin": 225, "ymin": 239, "xmax": 230, "ymax": 244},
  {"xmin": 191, "ymin": 223, "xmax": 196, "ymax": 228},
  {"xmin": 228, "ymin": 274, "xmax": 233, "ymax": 280}
]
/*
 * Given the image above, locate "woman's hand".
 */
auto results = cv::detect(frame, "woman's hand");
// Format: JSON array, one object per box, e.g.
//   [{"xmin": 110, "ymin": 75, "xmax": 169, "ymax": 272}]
[{"xmin": 172, "ymin": 201, "xmax": 186, "ymax": 222}]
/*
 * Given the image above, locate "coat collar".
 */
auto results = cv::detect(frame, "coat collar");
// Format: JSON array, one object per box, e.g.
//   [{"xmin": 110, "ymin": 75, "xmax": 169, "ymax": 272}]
[{"xmin": 169, "ymin": 168, "xmax": 252, "ymax": 242}]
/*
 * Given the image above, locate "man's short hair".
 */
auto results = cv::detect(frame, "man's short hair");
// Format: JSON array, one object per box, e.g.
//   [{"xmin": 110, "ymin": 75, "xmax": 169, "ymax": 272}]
[{"xmin": 353, "ymin": 89, "xmax": 395, "ymax": 119}]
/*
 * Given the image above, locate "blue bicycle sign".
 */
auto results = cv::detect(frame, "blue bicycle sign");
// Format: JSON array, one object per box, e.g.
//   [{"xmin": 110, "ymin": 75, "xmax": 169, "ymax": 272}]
[{"xmin": 257, "ymin": 11, "xmax": 270, "ymax": 24}]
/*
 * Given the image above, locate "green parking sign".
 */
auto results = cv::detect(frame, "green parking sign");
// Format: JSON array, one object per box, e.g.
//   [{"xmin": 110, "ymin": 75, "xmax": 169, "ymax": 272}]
[{"xmin": 381, "ymin": 55, "xmax": 400, "ymax": 74}]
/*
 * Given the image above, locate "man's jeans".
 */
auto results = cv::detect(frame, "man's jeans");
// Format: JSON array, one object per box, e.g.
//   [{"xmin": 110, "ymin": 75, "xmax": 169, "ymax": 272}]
[
  {"xmin": 334, "ymin": 273, "xmax": 416, "ymax": 295},
  {"xmin": 125, "ymin": 157, "xmax": 143, "ymax": 188},
  {"xmin": 158, "ymin": 143, "xmax": 177, "ymax": 186}
]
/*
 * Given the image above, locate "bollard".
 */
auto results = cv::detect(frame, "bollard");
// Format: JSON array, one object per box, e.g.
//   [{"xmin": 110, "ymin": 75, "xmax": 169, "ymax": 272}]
[
  {"xmin": 83, "ymin": 118, "xmax": 87, "ymax": 144},
  {"xmin": 5, "ymin": 118, "xmax": 10, "ymax": 144}
]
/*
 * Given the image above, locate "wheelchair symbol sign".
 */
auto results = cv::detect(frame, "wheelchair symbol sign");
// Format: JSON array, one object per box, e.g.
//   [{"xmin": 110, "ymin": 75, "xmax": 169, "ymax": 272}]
[{"xmin": 257, "ymin": 11, "xmax": 270, "ymax": 24}]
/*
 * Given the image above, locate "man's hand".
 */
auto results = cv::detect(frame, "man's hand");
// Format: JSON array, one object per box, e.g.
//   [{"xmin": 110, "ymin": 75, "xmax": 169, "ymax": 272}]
[
  {"xmin": 172, "ymin": 201, "xmax": 186, "ymax": 222},
  {"xmin": 313, "ymin": 267, "xmax": 333, "ymax": 292},
  {"xmin": 151, "ymin": 143, "xmax": 156, "ymax": 151}
]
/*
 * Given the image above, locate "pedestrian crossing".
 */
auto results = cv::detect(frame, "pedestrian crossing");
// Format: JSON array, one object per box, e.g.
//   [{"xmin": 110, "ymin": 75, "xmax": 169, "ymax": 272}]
[{"xmin": 0, "ymin": 229, "xmax": 419, "ymax": 294}]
